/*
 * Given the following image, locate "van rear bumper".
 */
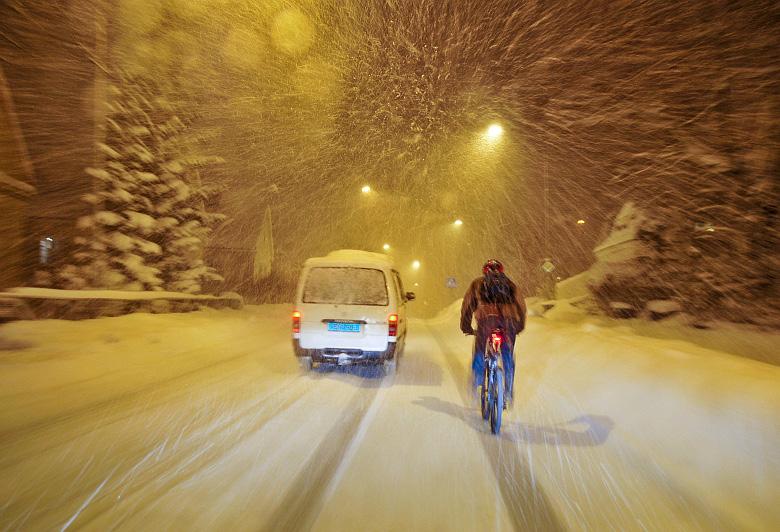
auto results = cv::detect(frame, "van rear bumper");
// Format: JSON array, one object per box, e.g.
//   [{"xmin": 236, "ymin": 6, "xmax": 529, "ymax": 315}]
[{"xmin": 293, "ymin": 339, "xmax": 396, "ymax": 364}]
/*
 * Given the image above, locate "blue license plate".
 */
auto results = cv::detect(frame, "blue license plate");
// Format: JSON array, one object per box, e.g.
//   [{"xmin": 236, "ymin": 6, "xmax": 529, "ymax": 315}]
[{"xmin": 327, "ymin": 322, "xmax": 361, "ymax": 332}]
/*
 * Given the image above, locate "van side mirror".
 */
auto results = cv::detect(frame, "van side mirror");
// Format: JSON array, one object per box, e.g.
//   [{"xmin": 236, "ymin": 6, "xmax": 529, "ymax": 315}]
[{"xmin": 405, "ymin": 292, "xmax": 416, "ymax": 301}]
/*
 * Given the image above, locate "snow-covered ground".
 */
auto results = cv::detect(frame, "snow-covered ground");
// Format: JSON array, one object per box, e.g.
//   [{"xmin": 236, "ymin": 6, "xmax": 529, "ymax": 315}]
[{"xmin": 0, "ymin": 304, "xmax": 777, "ymax": 530}]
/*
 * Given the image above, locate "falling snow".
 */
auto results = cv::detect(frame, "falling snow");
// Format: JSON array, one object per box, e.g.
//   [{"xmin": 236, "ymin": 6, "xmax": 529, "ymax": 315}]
[{"xmin": 0, "ymin": 1, "xmax": 778, "ymax": 530}]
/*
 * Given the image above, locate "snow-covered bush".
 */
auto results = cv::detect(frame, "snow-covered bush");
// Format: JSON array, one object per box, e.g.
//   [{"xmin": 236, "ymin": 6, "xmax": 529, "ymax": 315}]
[
  {"xmin": 589, "ymin": 192, "xmax": 779, "ymax": 328},
  {"xmin": 61, "ymin": 75, "xmax": 225, "ymax": 293},
  {"xmin": 645, "ymin": 300, "xmax": 682, "ymax": 321}
]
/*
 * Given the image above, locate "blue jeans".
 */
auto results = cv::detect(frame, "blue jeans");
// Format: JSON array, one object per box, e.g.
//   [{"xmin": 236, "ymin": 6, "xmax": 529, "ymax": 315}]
[{"xmin": 472, "ymin": 318, "xmax": 516, "ymax": 399}]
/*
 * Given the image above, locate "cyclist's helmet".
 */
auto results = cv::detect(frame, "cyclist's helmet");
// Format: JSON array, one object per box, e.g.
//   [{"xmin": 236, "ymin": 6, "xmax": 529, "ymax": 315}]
[{"xmin": 482, "ymin": 259, "xmax": 504, "ymax": 274}]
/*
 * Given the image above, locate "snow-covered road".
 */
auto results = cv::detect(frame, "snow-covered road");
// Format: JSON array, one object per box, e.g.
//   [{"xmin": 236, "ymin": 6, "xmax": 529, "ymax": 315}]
[{"xmin": 0, "ymin": 305, "xmax": 777, "ymax": 531}]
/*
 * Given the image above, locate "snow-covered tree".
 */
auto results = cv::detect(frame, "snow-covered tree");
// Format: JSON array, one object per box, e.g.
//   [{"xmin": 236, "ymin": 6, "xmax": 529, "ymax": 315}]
[
  {"xmin": 253, "ymin": 206, "xmax": 274, "ymax": 282},
  {"xmin": 61, "ymin": 76, "xmax": 225, "ymax": 293},
  {"xmin": 624, "ymin": 87, "xmax": 779, "ymax": 326},
  {"xmin": 590, "ymin": 146, "xmax": 779, "ymax": 327}
]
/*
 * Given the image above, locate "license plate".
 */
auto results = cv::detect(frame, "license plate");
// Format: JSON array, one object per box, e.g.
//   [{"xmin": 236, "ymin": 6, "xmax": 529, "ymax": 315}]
[{"xmin": 327, "ymin": 322, "xmax": 361, "ymax": 332}]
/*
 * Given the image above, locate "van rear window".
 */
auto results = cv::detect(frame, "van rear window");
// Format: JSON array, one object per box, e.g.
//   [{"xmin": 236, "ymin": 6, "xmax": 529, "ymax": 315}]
[{"xmin": 303, "ymin": 267, "xmax": 388, "ymax": 306}]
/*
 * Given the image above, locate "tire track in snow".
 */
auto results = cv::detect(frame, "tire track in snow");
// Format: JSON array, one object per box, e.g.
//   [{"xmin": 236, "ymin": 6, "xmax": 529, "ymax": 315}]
[
  {"xmin": 59, "ymin": 373, "xmax": 316, "ymax": 530},
  {"xmin": 0, "ymin": 367, "xmax": 248, "ymax": 470},
  {"xmin": 262, "ymin": 379, "xmax": 386, "ymax": 532},
  {"xmin": 1, "ymin": 359, "xmax": 311, "ymax": 530},
  {"xmin": 428, "ymin": 322, "xmax": 565, "ymax": 532},
  {"xmin": 0, "ymin": 346, "xmax": 263, "ymax": 451}
]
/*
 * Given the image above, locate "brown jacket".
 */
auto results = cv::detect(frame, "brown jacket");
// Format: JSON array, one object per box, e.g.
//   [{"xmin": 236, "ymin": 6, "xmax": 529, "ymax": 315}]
[{"xmin": 460, "ymin": 276, "xmax": 527, "ymax": 334}]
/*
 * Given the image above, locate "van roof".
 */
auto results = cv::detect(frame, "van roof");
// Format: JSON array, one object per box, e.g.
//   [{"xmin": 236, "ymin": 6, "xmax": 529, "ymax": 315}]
[{"xmin": 304, "ymin": 249, "xmax": 395, "ymax": 269}]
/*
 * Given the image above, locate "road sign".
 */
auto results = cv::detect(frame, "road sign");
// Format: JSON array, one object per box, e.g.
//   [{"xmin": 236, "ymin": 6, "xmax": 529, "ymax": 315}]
[{"xmin": 446, "ymin": 277, "xmax": 457, "ymax": 289}]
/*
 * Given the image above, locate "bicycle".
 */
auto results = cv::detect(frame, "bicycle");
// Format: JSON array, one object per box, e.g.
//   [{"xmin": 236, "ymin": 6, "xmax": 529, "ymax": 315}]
[{"xmin": 480, "ymin": 328, "xmax": 505, "ymax": 434}]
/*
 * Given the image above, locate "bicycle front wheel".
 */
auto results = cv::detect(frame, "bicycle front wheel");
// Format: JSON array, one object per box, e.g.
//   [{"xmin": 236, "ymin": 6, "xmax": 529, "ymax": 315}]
[{"xmin": 490, "ymin": 368, "xmax": 504, "ymax": 434}]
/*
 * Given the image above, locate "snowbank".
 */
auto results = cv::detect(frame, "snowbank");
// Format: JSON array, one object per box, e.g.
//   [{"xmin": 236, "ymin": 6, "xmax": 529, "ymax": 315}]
[
  {"xmin": 554, "ymin": 270, "xmax": 590, "ymax": 300},
  {"xmin": 541, "ymin": 297, "xmax": 779, "ymax": 366},
  {"xmin": 0, "ymin": 305, "xmax": 289, "ymax": 437},
  {"xmin": 428, "ymin": 298, "xmax": 462, "ymax": 325},
  {"xmin": 440, "ymin": 292, "xmax": 779, "ymax": 365},
  {"xmin": 2, "ymin": 287, "xmax": 241, "ymax": 302},
  {"xmin": 0, "ymin": 287, "xmax": 243, "ymax": 320}
]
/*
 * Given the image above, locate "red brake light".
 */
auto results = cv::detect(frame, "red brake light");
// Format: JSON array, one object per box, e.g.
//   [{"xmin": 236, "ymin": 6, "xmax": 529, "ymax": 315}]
[
  {"xmin": 388, "ymin": 314, "xmax": 398, "ymax": 337},
  {"xmin": 491, "ymin": 331, "xmax": 502, "ymax": 351},
  {"xmin": 292, "ymin": 311, "xmax": 301, "ymax": 333}
]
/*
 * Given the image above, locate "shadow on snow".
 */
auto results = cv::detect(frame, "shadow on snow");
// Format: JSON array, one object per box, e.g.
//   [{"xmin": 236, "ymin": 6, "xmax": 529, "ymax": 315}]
[
  {"xmin": 308, "ymin": 363, "xmax": 388, "ymax": 388},
  {"xmin": 305, "ymin": 349, "xmax": 443, "ymax": 388},
  {"xmin": 413, "ymin": 395, "xmax": 614, "ymax": 446}
]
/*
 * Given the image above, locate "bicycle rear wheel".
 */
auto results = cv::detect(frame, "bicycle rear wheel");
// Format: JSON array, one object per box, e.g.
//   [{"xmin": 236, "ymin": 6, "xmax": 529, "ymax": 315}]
[
  {"xmin": 481, "ymin": 365, "xmax": 490, "ymax": 420},
  {"xmin": 490, "ymin": 369, "xmax": 504, "ymax": 434}
]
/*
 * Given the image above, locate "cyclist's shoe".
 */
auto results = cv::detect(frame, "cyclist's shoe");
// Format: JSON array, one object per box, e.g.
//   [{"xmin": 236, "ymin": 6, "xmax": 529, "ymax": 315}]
[{"xmin": 503, "ymin": 394, "xmax": 513, "ymax": 410}]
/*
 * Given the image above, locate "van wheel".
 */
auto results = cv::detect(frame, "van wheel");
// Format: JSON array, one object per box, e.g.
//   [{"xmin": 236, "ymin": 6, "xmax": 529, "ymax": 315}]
[
  {"xmin": 383, "ymin": 358, "xmax": 397, "ymax": 376},
  {"xmin": 299, "ymin": 356, "xmax": 313, "ymax": 372}
]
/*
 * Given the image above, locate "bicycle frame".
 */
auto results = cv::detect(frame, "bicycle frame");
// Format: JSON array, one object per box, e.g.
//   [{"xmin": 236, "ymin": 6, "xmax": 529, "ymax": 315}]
[
  {"xmin": 483, "ymin": 332, "xmax": 502, "ymax": 390},
  {"xmin": 480, "ymin": 328, "xmax": 505, "ymax": 434},
  {"xmin": 484, "ymin": 329, "xmax": 504, "ymax": 372}
]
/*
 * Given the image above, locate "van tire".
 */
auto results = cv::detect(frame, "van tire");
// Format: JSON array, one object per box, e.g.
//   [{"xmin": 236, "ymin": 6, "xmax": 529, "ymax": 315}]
[{"xmin": 299, "ymin": 356, "xmax": 313, "ymax": 372}]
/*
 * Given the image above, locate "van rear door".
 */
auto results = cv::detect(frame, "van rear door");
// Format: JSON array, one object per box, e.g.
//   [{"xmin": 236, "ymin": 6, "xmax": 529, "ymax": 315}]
[{"xmin": 298, "ymin": 266, "xmax": 392, "ymax": 351}]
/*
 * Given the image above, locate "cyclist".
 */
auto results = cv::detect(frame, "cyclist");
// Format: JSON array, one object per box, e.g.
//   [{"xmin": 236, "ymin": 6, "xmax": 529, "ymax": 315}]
[{"xmin": 460, "ymin": 259, "xmax": 526, "ymax": 408}]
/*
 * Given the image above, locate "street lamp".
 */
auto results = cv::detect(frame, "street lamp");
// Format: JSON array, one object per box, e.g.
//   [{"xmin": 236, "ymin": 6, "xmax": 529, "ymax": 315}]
[
  {"xmin": 453, "ymin": 219, "xmax": 463, "ymax": 226},
  {"xmin": 361, "ymin": 185, "xmax": 371, "ymax": 194},
  {"xmin": 412, "ymin": 260, "xmax": 421, "ymax": 270},
  {"xmin": 484, "ymin": 123, "xmax": 504, "ymax": 141},
  {"xmin": 576, "ymin": 219, "xmax": 586, "ymax": 225},
  {"xmin": 382, "ymin": 243, "xmax": 391, "ymax": 251}
]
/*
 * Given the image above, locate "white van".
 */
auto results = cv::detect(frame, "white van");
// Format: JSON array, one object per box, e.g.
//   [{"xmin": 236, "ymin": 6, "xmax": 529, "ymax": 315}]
[{"xmin": 292, "ymin": 249, "xmax": 414, "ymax": 373}]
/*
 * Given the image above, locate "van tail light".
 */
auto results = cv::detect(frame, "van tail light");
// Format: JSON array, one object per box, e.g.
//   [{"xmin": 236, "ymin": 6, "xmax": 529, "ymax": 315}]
[
  {"xmin": 388, "ymin": 314, "xmax": 398, "ymax": 337},
  {"xmin": 292, "ymin": 311, "xmax": 301, "ymax": 334}
]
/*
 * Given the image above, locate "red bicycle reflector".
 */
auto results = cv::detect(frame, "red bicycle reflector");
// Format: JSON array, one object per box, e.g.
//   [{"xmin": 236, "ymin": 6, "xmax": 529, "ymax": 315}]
[
  {"xmin": 292, "ymin": 311, "xmax": 301, "ymax": 333},
  {"xmin": 388, "ymin": 314, "xmax": 398, "ymax": 336}
]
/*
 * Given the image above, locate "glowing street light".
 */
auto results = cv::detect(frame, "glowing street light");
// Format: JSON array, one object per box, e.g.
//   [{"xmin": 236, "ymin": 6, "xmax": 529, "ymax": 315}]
[
  {"xmin": 382, "ymin": 243, "xmax": 391, "ymax": 251},
  {"xmin": 453, "ymin": 218, "xmax": 463, "ymax": 226},
  {"xmin": 484, "ymin": 123, "xmax": 504, "ymax": 141},
  {"xmin": 361, "ymin": 185, "xmax": 371, "ymax": 194},
  {"xmin": 576, "ymin": 219, "xmax": 586, "ymax": 225},
  {"xmin": 412, "ymin": 260, "xmax": 421, "ymax": 270}
]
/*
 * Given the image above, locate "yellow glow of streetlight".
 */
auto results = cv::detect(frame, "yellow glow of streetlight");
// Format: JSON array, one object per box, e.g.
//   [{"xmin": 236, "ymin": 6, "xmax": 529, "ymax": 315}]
[
  {"xmin": 361, "ymin": 185, "xmax": 371, "ymax": 194},
  {"xmin": 382, "ymin": 243, "xmax": 390, "ymax": 251},
  {"xmin": 485, "ymin": 123, "xmax": 504, "ymax": 141},
  {"xmin": 577, "ymin": 219, "xmax": 586, "ymax": 225},
  {"xmin": 453, "ymin": 219, "xmax": 463, "ymax": 226},
  {"xmin": 412, "ymin": 260, "xmax": 421, "ymax": 270}
]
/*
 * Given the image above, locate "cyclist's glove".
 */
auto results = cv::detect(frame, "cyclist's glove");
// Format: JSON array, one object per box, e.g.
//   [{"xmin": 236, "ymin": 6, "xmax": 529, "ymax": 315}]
[{"xmin": 461, "ymin": 325, "xmax": 475, "ymax": 335}]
